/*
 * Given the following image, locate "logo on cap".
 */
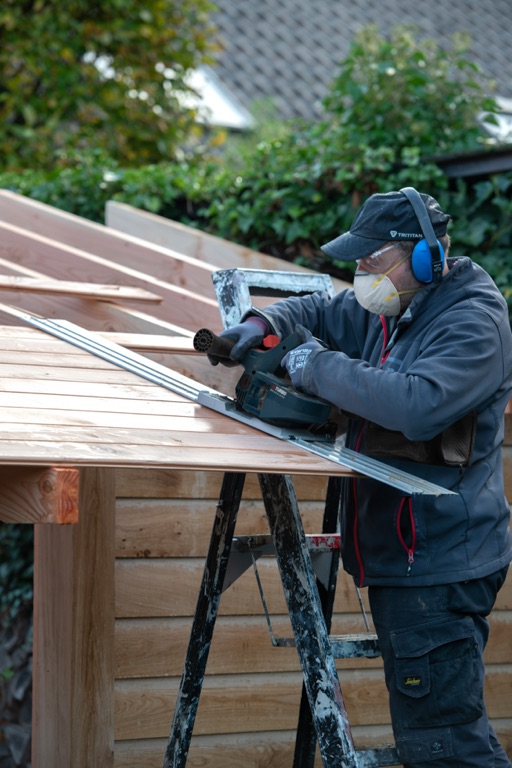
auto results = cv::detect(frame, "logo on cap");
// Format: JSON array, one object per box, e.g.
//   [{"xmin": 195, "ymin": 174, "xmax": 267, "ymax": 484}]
[{"xmin": 390, "ymin": 230, "xmax": 422, "ymax": 239}]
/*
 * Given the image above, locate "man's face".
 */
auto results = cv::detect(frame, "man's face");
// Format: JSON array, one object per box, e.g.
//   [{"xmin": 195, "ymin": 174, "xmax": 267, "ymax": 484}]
[{"xmin": 356, "ymin": 242, "xmax": 422, "ymax": 312}]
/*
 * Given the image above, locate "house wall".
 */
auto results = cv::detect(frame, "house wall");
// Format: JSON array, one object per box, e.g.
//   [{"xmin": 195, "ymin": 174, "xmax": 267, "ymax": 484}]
[{"xmin": 112, "ymin": 459, "xmax": 512, "ymax": 768}]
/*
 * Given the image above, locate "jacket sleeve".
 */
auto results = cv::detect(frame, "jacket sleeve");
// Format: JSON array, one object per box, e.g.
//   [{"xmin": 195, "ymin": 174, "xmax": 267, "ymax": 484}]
[
  {"xmin": 249, "ymin": 289, "xmax": 371, "ymax": 360},
  {"xmin": 302, "ymin": 307, "xmax": 512, "ymax": 441}
]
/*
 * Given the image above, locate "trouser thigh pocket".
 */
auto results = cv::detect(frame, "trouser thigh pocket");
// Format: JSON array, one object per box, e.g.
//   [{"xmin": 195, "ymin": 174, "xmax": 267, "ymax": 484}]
[{"xmin": 390, "ymin": 616, "xmax": 483, "ymax": 730}]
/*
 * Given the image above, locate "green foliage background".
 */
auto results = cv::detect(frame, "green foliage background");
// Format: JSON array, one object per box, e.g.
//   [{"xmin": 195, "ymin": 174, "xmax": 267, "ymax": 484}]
[
  {"xmin": 1, "ymin": 26, "xmax": 511, "ymax": 308},
  {"xmin": 0, "ymin": 0, "xmax": 216, "ymax": 170}
]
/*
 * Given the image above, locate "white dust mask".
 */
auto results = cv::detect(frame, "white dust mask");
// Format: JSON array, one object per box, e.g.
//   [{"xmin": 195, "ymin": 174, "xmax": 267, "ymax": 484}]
[
  {"xmin": 353, "ymin": 255, "xmax": 416, "ymax": 316},
  {"xmin": 353, "ymin": 272, "xmax": 401, "ymax": 315}
]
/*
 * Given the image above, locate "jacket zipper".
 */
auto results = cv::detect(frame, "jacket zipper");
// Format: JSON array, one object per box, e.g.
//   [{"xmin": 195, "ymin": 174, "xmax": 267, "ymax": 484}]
[
  {"xmin": 352, "ymin": 317, "xmax": 391, "ymax": 587},
  {"xmin": 396, "ymin": 497, "xmax": 416, "ymax": 575},
  {"xmin": 380, "ymin": 316, "xmax": 417, "ymax": 574},
  {"xmin": 380, "ymin": 315, "xmax": 390, "ymax": 364},
  {"xmin": 352, "ymin": 423, "xmax": 366, "ymax": 587}
]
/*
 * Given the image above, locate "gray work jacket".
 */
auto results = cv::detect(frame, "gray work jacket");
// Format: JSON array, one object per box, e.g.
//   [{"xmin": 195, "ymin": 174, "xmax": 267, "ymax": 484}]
[{"xmin": 256, "ymin": 257, "xmax": 512, "ymax": 586}]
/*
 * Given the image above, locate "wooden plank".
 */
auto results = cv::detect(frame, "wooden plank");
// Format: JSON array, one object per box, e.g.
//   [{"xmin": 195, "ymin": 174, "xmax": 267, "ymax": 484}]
[
  {"xmin": 0, "ymin": 377, "xmax": 185, "ymax": 401},
  {"xmin": 113, "ymin": 732, "xmax": 303, "ymax": 768},
  {"xmin": 114, "ymin": 468, "xmax": 329, "ymax": 500},
  {"xmin": 114, "ymin": 498, "xmax": 328, "ymax": 557},
  {"xmin": 0, "ymin": 220, "xmax": 221, "ymax": 330},
  {"xmin": 114, "ymin": 668, "xmax": 512, "ymax": 741},
  {"xmin": 0, "ymin": 275, "xmax": 162, "ymax": 302},
  {"xmin": 114, "ymin": 723, "xmax": 512, "ymax": 768},
  {"xmin": 113, "ymin": 722, "xmax": 512, "ymax": 768},
  {"xmin": 0, "ymin": 441, "xmax": 355, "ymax": 475},
  {"xmin": 0, "ymin": 326, "xmax": 194, "ymax": 352},
  {"xmin": 113, "ymin": 670, "xmax": 388, "ymax": 740},
  {"xmin": 0, "ymin": 411, "xmax": 332, "ymax": 445},
  {"xmin": 32, "ymin": 467, "xmax": 116, "ymax": 768},
  {"xmin": 0, "ymin": 292, "xmax": 200, "ymax": 337},
  {"xmin": 0, "ymin": 191, "xmax": 218, "ymax": 299},
  {"xmin": 114, "ymin": 612, "xmax": 512, "ymax": 680},
  {"xmin": 504, "ymin": 412, "xmax": 512, "ymax": 444},
  {"xmin": 0, "ymin": 466, "xmax": 78, "ymax": 524},
  {"xmin": 106, "ymin": 200, "xmax": 275, "ymax": 269},
  {"xmin": 114, "ymin": 558, "xmax": 368, "ymax": 618},
  {"xmin": 0, "ymin": 362, "xmax": 169, "ymax": 385},
  {"xmin": 115, "ymin": 556, "xmax": 512, "ymax": 617},
  {"xmin": 0, "ymin": 304, "xmax": 195, "ymax": 339},
  {"xmin": 0, "ymin": 321, "xmax": 239, "ymax": 393},
  {"xmin": 114, "ymin": 614, "xmax": 382, "ymax": 679},
  {"xmin": 105, "ymin": 200, "xmax": 350, "ymax": 296},
  {"xmin": 101, "ymin": 333, "xmax": 195, "ymax": 352}
]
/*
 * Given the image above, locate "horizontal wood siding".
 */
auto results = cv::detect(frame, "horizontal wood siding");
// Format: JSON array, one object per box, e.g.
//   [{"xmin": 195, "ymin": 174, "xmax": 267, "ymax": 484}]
[{"xmin": 114, "ymin": 466, "xmax": 512, "ymax": 767}]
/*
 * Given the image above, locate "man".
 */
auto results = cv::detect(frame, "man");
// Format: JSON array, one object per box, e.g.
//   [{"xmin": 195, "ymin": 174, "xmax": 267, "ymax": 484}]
[{"xmin": 209, "ymin": 189, "xmax": 512, "ymax": 767}]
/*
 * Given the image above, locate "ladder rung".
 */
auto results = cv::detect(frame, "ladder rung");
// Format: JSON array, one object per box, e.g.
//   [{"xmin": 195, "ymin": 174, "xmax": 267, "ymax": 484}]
[
  {"xmin": 329, "ymin": 632, "xmax": 380, "ymax": 658},
  {"xmin": 232, "ymin": 533, "xmax": 341, "ymax": 554},
  {"xmin": 272, "ymin": 632, "xmax": 380, "ymax": 659},
  {"xmin": 355, "ymin": 745, "xmax": 399, "ymax": 767}
]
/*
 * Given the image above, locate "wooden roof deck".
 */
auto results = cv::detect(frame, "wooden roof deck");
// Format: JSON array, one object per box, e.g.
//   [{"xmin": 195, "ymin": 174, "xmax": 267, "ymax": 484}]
[{"xmin": 0, "ymin": 324, "xmax": 351, "ymax": 476}]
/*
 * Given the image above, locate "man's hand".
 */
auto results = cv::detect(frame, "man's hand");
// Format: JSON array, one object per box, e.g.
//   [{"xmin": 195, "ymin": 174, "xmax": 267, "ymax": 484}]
[
  {"xmin": 207, "ymin": 316, "xmax": 269, "ymax": 366},
  {"xmin": 282, "ymin": 328, "xmax": 327, "ymax": 390}
]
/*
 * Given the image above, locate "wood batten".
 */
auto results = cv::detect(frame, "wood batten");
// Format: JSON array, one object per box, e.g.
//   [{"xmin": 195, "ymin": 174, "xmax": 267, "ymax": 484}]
[{"xmin": 0, "ymin": 275, "xmax": 162, "ymax": 303}]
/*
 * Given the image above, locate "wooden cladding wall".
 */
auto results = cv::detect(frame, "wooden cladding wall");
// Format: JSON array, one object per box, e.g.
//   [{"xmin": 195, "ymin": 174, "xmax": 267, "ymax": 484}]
[{"xmin": 113, "ymin": 466, "xmax": 512, "ymax": 768}]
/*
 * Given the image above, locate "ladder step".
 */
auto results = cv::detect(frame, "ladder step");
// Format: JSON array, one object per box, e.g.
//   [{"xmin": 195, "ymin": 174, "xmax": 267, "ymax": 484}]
[
  {"xmin": 330, "ymin": 632, "xmax": 380, "ymax": 658},
  {"xmin": 232, "ymin": 533, "xmax": 341, "ymax": 554},
  {"xmin": 355, "ymin": 745, "xmax": 399, "ymax": 767},
  {"xmin": 272, "ymin": 632, "xmax": 380, "ymax": 659}
]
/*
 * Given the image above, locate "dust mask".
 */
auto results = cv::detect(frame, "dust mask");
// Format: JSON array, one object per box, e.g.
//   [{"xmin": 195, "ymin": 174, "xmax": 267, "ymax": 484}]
[{"xmin": 353, "ymin": 255, "xmax": 416, "ymax": 316}]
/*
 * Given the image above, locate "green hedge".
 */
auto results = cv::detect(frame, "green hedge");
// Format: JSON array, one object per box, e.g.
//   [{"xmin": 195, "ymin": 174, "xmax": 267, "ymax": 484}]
[
  {"xmin": 1, "ymin": 152, "xmax": 511, "ymax": 311},
  {"xmin": 2, "ymin": 24, "xmax": 510, "ymax": 306}
]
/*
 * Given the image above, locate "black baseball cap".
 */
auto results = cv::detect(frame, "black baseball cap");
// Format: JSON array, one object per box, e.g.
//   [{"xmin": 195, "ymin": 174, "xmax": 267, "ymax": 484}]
[{"xmin": 321, "ymin": 190, "xmax": 451, "ymax": 262}]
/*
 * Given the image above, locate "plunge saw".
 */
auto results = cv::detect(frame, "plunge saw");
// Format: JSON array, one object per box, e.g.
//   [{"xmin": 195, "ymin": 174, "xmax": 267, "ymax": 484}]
[{"xmin": 193, "ymin": 327, "xmax": 339, "ymax": 440}]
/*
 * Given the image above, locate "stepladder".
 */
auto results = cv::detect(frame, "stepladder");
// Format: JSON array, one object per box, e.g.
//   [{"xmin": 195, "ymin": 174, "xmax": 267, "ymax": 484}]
[
  {"xmin": 163, "ymin": 268, "xmax": 399, "ymax": 767},
  {"xmin": 162, "ymin": 470, "xmax": 399, "ymax": 768}
]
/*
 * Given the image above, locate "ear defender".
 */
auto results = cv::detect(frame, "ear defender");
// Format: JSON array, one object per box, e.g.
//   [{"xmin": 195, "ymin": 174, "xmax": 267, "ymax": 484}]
[
  {"xmin": 400, "ymin": 187, "xmax": 444, "ymax": 284},
  {"xmin": 411, "ymin": 238, "xmax": 445, "ymax": 284}
]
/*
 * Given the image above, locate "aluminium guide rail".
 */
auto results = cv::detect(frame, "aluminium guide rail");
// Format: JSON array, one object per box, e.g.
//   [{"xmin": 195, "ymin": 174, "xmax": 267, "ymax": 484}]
[{"xmin": 22, "ymin": 314, "xmax": 455, "ymax": 497}]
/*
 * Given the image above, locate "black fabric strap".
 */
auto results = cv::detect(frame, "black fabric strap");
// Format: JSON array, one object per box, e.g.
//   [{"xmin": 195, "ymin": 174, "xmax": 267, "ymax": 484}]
[{"xmin": 400, "ymin": 186, "xmax": 443, "ymax": 283}]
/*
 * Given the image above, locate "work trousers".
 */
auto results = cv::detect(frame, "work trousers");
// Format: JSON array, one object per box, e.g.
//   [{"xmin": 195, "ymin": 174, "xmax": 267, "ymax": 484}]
[{"xmin": 368, "ymin": 567, "xmax": 511, "ymax": 767}]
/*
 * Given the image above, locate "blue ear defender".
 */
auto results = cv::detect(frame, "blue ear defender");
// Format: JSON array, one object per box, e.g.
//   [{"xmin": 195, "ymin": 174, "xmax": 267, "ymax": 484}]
[
  {"xmin": 400, "ymin": 187, "xmax": 444, "ymax": 284},
  {"xmin": 411, "ymin": 238, "xmax": 445, "ymax": 284}
]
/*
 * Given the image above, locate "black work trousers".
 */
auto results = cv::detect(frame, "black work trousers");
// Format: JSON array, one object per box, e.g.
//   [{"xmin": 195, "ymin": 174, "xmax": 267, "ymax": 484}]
[{"xmin": 368, "ymin": 567, "xmax": 511, "ymax": 767}]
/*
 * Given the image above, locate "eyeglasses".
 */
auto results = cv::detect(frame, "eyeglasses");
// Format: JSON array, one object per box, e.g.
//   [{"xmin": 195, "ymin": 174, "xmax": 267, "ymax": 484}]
[
  {"xmin": 367, "ymin": 245, "xmax": 396, "ymax": 260},
  {"xmin": 357, "ymin": 244, "xmax": 398, "ymax": 273}
]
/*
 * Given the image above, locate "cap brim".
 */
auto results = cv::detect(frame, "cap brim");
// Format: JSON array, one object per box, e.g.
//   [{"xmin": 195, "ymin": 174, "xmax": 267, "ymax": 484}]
[{"xmin": 321, "ymin": 232, "xmax": 389, "ymax": 262}]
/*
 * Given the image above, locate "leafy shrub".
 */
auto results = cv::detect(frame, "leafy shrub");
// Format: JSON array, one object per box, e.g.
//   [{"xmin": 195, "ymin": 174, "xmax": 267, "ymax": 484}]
[
  {"xmin": 0, "ymin": 24, "xmax": 509, "ymax": 302},
  {"xmin": 0, "ymin": 526, "xmax": 33, "ymax": 630}
]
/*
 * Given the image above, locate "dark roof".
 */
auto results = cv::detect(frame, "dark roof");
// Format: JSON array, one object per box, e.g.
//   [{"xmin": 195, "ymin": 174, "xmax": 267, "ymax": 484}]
[{"xmin": 210, "ymin": 0, "xmax": 512, "ymax": 123}]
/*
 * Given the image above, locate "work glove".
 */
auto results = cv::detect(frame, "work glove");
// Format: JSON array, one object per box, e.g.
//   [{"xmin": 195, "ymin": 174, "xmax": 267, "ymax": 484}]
[
  {"xmin": 207, "ymin": 316, "xmax": 270, "ymax": 367},
  {"xmin": 281, "ymin": 325, "xmax": 328, "ymax": 391}
]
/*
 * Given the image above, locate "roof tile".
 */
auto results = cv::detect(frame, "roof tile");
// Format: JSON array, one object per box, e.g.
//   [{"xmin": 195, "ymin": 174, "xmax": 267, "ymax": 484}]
[{"xmin": 211, "ymin": 0, "xmax": 512, "ymax": 121}]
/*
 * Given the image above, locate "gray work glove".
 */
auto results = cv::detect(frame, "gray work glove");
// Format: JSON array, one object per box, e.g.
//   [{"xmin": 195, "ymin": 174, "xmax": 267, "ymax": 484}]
[
  {"xmin": 208, "ymin": 316, "xmax": 270, "ymax": 367},
  {"xmin": 281, "ymin": 325, "xmax": 328, "ymax": 390}
]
